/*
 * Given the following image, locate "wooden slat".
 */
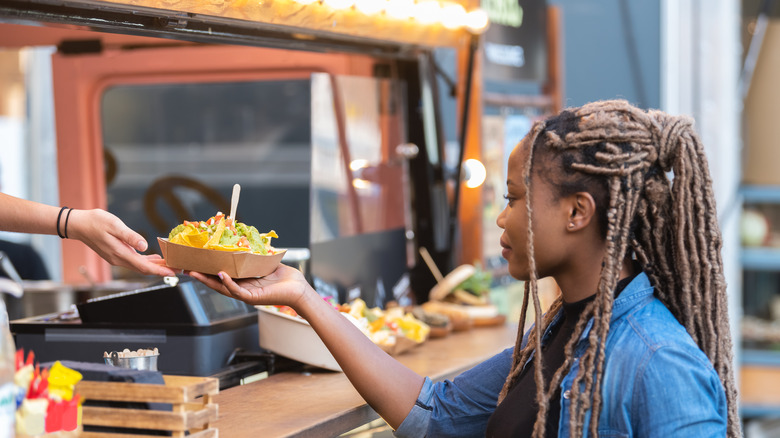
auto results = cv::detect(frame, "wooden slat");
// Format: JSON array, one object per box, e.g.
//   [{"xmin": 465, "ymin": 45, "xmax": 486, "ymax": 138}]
[
  {"xmin": 184, "ymin": 403, "xmax": 219, "ymax": 429},
  {"xmin": 81, "ymin": 427, "xmax": 217, "ymax": 438},
  {"xmin": 82, "ymin": 403, "xmax": 217, "ymax": 429},
  {"xmin": 77, "ymin": 376, "xmax": 218, "ymax": 404},
  {"xmin": 77, "ymin": 381, "xmax": 186, "ymax": 403},
  {"xmin": 83, "ymin": 406, "xmax": 190, "ymax": 430},
  {"xmin": 165, "ymin": 375, "xmax": 220, "ymax": 401},
  {"xmin": 82, "ymin": 404, "xmax": 215, "ymax": 430}
]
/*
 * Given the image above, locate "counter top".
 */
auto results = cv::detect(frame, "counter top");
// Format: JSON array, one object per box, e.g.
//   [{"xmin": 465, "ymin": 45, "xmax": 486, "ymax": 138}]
[{"xmin": 213, "ymin": 323, "xmax": 519, "ymax": 437}]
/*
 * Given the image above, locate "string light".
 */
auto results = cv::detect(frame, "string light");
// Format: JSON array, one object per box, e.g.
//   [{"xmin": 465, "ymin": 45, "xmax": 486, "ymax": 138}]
[
  {"xmin": 354, "ymin": 0, "xmax": 385, "ymax": 15},
  {"xmin": 323, "ymin": 0, "xmax": 356, "ymax": 10},
  {"xmin": 413, "ymin": 1, "xmax": 441, "ymax": 25},
  {"xmin": 440, "ymin": 2, "xmax": 467, "ymax": 29},
  {"xmin": 465, "ymin": 9, "xmax": 489, "ymax": 34},
  {"xmin": 385, "ymin": 0, "xmax": 415, "ymax": 20},
  {"xmin": 289, "ymin": 0, "xmax": 488, "ymax": 34}
]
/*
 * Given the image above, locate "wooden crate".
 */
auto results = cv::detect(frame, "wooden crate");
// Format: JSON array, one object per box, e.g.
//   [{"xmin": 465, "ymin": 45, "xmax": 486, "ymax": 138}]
[{"xmin": 75, "ymin": 375, "xmax": 219, "ymax": 438}]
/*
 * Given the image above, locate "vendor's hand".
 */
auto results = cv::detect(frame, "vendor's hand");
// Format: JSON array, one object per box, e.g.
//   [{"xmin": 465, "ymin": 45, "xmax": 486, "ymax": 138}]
[
  {"xmin": 189, "ymin": 264, "xmax": 312, "ymax": 309},
  {"xmin": 67, "ymin": 209, "xmax": 178, "ymax": 277}
]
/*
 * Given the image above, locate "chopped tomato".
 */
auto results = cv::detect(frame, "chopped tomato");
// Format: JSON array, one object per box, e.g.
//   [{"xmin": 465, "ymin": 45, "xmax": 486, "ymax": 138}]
[
  {"xmin": 206, "ymin": 214, "xmax": 224, "ymax": 226},
  {"xmin": 226, "ymin": 218, "xmax": 236, "ymax": 232},
  {"xmin": 274, "ymin": 305, "xmax": 298, "ymax": 317}
]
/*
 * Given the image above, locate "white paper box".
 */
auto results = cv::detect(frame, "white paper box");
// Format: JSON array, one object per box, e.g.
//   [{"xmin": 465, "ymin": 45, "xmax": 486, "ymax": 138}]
[{"xmin": 256, "ymin": 305, "xmax": 341, "ymax": 372}]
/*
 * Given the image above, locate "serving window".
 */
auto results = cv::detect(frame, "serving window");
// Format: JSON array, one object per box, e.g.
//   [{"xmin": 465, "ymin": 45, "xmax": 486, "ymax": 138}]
[{"xmin": 102, "ymin": 78, "xmax": 313, "ymax": 252}]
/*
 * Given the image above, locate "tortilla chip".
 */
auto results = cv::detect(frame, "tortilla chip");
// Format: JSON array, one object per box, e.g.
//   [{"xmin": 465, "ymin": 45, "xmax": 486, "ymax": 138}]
[
  {"xmin": 182, "ymin": 229, "xmax": 210, "ymax": 248},
  {"xmin": 208, "ymin": 244, "xmax": 250, "ymax": 252},
  {"xmin": 205, "ymin": 218, "xmax": 226, "ymax": 249},
  {"xmin": 170, "ymin": 232, "xmax": 188, "ymax": 246}
]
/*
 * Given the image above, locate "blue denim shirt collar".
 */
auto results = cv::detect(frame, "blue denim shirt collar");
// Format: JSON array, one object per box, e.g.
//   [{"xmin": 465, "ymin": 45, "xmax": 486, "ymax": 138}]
[
  {"xmin": 538, "ymin": 272, "xmax": 654, "ymax": 353},
  {"xmin": 579, "ymin": 271, "xmax": 653, "ymax": 340}
]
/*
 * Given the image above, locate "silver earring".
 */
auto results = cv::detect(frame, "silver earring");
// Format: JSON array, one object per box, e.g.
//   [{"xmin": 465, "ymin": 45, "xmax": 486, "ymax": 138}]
[{"xmin": 568, "ymin": 223, "xmax": 574, "ymax": 229}]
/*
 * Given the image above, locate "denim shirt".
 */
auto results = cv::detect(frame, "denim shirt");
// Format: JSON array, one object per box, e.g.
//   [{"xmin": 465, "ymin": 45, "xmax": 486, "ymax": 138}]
[{"xmin": 395, "ymin": 273, "xmax": 727, "ymax": 437}]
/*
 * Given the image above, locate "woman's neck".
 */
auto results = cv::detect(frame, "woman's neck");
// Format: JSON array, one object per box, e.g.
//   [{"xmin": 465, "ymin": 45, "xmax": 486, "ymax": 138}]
[{"xmin": 557, "ymin": 256, "xmax": 637, "ymax": 304}]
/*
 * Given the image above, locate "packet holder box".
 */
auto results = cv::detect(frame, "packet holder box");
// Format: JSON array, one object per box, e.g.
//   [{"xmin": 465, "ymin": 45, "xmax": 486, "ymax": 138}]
[
  {"xmin": 256, "ymin": 305, "xmax": 342, "ymax": 372},
  {"xmin": 158, "ymin": 237, "xmax": 286, "ymax": 278}
]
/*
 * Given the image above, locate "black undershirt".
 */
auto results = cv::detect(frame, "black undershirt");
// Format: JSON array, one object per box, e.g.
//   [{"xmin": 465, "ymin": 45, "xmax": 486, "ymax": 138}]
[{"xmin": 485, "ymin": 272, "xmax": 639, "ymax": 438}]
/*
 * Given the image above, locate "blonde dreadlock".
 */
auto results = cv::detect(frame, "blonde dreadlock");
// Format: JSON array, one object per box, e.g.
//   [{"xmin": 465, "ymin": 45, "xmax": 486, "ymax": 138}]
[{"xmin": 496, "ymin": 100, "xmax": 740, "ymax": 437}]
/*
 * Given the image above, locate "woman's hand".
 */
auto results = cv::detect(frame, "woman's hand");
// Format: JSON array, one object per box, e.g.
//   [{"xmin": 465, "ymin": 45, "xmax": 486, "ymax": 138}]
[
  {"xmin": 189, "ymin": 264, "xmax": 312, "ymax": 310},
  {"xmin": 66, "ymin": 209, "xmax": 178, "ymax": 277}
]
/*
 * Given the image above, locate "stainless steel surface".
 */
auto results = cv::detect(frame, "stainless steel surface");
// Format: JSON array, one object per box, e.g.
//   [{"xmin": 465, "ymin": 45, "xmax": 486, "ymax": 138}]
[
  {"xmin": 3, "ymin": 280, "xmax": 152, "ymax": 321},
  {"xmin": 104, "ymin": 351, "xmax": 159, "ymax": 371}
]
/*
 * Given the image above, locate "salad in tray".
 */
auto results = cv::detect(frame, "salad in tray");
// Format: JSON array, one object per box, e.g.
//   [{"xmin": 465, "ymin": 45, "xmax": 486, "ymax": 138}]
[
  {"xmin": 159, "ymin": 211, "xmax": 285, "ymax": 278},
  {"xmin": 168, "ymin": 212, "xmax": 279, "ymax": 254}
]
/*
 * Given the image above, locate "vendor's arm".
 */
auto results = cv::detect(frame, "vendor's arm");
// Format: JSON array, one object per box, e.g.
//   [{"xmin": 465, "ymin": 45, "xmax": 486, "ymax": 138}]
[
  {"xmin": 0, "ymin": 192, "xmax": 176, "ymax": 277},
  {"xmin": 189, "ymin": 266, "xmax": 424, "ymax": 429}
]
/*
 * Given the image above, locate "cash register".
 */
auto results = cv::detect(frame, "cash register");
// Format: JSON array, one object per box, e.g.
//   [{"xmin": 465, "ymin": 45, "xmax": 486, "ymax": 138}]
[{"xmin": 10, "ymin": 276, "xmax": 270, "ymax": 387}]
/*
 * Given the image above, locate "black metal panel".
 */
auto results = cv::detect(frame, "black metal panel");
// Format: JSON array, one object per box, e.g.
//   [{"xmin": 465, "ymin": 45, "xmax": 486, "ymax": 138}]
[{"xmin": 397, "ymin": 56, "xmax": 454, "ymax": 303}]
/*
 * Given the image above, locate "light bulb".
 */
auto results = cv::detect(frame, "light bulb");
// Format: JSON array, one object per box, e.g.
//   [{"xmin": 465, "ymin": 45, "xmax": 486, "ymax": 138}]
[
  {"xmin": 413, "ymin": 1, "xmax": 441, "ymax": 24},
  {"xmin": 440, "ymin": 2, "xmax": 467, "ymax": 29},
  {"xmin": 465, "ymin": 9, "xmax": 489, "ymax": 34},
  {"xmin": 464, "ymin": 159, "xmax": 486, "ymax": 188},
  {"xmin": 385, "ymin": 0, "xmax": 414, "ymax": 20},
  {"xmin": 324, "ymin": 0, "xmax": 355, "ymax": 10},
  {"xmin": 355, "ymin": 0, "xmax": 385, "ymax": 15}
]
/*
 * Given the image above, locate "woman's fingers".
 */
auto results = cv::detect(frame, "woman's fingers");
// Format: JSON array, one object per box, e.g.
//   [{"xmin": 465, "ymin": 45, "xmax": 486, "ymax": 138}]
[
  {"xmin": 116, "ymin": 247, "xmax": 176, "ymax": 276},
  {"xmin": 189, "ymin": 271, "xmax": 265, "ymax": 304},
  {"xmin": 189, "ymin": 271, "xmax": 247, "ymax": 301},
  {"xmin": 218, "ymin": 272, "xmax": 260, "ymax": 301},
  {"xmin": 190, "ymin": 271, "xmax": 226, "ymax": 292},
  {"xmin": 115, "ymin": 223, "xmax": 148, "ymax": 252}
]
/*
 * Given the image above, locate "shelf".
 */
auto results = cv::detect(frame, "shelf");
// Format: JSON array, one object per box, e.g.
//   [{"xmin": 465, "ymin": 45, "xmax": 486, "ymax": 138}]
[
  {"xmin": 742, "ymin": 349, "xmax": 780, "ymax": 366},
  {"xmin": 741, "ymin": 404, "xmax": 780, "ymax": 418},
  {"xmin": 741, "ymin": 350, "xmax": 780, "ymax": 417},
  {"xmin": 742, "ymin": 247, "xmax": 780, "ymax": 271},
  {"xmin": 742, "ymin": 185, "xmax": 780, "ymax": 203},
  {"xmin": 739, "ymin": 187, "xmax": 780, "ymax": 418}
]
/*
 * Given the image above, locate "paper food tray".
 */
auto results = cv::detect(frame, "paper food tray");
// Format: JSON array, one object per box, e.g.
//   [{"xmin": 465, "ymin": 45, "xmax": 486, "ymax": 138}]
[{"xmin": 158, "ymin": 237, "xmax": 286, "ymax": 278}]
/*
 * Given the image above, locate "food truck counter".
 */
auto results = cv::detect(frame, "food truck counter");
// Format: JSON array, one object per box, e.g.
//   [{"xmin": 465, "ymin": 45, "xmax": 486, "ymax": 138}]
[{"xmin": 213, "ymin": 323, "xmax": 518, "ymax": 437}]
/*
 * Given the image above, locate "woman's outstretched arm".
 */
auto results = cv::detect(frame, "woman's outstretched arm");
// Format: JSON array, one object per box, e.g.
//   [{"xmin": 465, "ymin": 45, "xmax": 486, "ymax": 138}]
[{"xmin": 189, "ymin": 265, "xmax": 425, "ymax": 429}]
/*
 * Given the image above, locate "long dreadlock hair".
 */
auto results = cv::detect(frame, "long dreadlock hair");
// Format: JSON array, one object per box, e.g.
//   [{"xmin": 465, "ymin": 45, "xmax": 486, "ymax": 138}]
[{"xmin": 496, "ymin": 100, "xmax": 740, "ymax": 437}]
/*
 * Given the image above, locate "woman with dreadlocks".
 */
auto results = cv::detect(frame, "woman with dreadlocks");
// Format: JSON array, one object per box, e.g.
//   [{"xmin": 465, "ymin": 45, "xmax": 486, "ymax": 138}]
[{"xmin": 189, "ymin": 100, "xmax": 740, "ymax": 437}]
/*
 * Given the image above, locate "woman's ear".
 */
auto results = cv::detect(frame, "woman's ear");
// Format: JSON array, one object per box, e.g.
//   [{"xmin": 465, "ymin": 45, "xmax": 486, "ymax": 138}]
[{"xmin": 566, "ymin": 192, "xmax": 597, "ymax": 232}]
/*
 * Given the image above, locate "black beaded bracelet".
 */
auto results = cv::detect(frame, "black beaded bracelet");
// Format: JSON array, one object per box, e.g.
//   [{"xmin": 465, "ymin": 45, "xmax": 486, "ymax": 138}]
[
  {"xmin": 63, "ymin": 208, "xmax": 74, "ymax": 239},
  {"xmin": 56, "ymin": 206, "xmax": 68, "ymax": 239}
]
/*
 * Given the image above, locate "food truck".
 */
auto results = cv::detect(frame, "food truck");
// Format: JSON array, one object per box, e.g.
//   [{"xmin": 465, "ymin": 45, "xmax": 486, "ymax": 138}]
[
  {"xmin": 0, "ymin": 0, "xmax": 559, "ymax": 435},
  {"xmin": 0, "ymin": 0, "xmax": 492, "ymax": 295}
]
